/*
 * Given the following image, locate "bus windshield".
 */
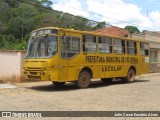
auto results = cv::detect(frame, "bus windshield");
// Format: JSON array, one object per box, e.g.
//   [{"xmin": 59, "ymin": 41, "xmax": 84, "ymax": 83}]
[{"xmin": 26, "ymin": 35, "xmax": 58, "ymax": 58}]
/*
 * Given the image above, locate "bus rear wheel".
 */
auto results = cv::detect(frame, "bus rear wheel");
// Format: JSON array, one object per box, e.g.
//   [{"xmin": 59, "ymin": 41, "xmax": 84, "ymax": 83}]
[
  {"xmin": 76, "ymin": 70, "xmax": 91, "ymax": 88},
  {"xmin": 52, "ymin": 81, "xmax": 65, "ymax": 87},
  {"xmin": 122, "ymin": 69, "xmax": 135, "ymax": 83}
]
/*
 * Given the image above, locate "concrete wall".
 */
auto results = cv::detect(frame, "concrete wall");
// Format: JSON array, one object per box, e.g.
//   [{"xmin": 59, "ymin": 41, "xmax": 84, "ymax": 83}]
[
  {"xmin": 129, "ymin": 31, "xmax": 160, "ymax": 65},
  {"xmin": 0, "ymin": 50, "xmax": 26, "ymax": 83},
  {"xmin": 130, "ymin": 33, "xmax": 145, "ymax": 40},
  {"xmin": 130, "ymin": 31, "xmax": 160, "ymax": 42}
]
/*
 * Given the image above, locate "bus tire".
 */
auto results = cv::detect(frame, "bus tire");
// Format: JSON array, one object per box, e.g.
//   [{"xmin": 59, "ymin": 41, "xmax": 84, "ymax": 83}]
[
  {"xmin": 101, "ymin": 78, "xmax": 112, "ymax": 84},
  {"xmin": 76, "ymin": 70, "xmax": 91, "ymax": 88},
  {"xmin": 52, "ymin": 81, "xmax": 65, "ymax": 87},
  {"xmin": 122, "ymin": 69, "xmax": 135, "ymax": 83}
]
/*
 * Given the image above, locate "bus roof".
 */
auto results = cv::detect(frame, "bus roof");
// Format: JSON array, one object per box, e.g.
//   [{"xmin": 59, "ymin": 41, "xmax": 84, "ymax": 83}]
[{"xmin": 31, "ymin": 27, "xmax": 149, "ymax": 43}]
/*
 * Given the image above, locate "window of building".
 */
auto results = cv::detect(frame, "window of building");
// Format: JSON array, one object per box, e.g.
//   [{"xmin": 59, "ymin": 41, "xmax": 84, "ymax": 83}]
[
  {"xmin": 127, "ymin": 41, "xmax": 137, "ymax": 55},
  {"xmin": 98, "ymin": 37, "xmax": 112, "ymax": 53},
  {"xmin": 140, "ymin": 42, "xmax": 149, "ymax": 55},
  {"xmin": 61, "ymin": 36, "xmax": 80, "ymax": 58},
  {"xmin": 152, "ymin": 36, "xmax": 156, "ymax": 42},
  {"xmin": 113, "ymin": 38, "xmax": 125, "ymax": 54},
  {"xmin": 83, "ymin": 35, "xmax": 97, "ymax": 53},
  {"xmin": 150, "ymin": 50, "xmax": 158, "ymax": 62}
]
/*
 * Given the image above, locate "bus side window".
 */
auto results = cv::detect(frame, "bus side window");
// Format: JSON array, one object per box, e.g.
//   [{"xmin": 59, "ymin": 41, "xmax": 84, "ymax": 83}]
[
  {"xmin": 127, "ymin": 41, "xmax": 137, "ymax": 55},
  {"xmin": 140, "ymin": 42, "xmax": 149, "ymax": 55},
  {"xmin": 83, "ymin": 35, "xmax": 87, "ymax": 51},
  {"xmin": 98, "ymin": 36, "xmax": 112, "ymax": 53},
  {"xmin": 113, "ymin": 39, "xmax": 125, "ymax": 54},
  {"xmin": 61, "ymin": 36, "xmax": 80, "ymax": 58},
  {"xmin": 83, "ymin": 35, "xmax": 97, "ymax": 53}
]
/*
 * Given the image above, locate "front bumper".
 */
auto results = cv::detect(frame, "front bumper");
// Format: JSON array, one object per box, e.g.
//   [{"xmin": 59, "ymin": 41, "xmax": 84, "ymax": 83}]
[{"xmin": 23, "ymin": 70, "xmax": 50, "ymax": 81}]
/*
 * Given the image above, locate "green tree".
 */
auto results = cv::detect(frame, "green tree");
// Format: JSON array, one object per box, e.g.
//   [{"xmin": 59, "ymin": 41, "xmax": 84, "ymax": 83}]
[
  {"xmin": 0, "ymin": 1, "xmax": 10, "ymax": 25},
  {"xmin": 124, "ymin": 25, "xmax": 140, "ymax": 33},
  {"xmin": 40, "ymin": 0, "xmax": 53, "ymax": 8},
  {"xmin": 92, "ymin": 21, "xmax": 106, "ymax": 30},
  {"xmin": 0, "ymin": 0, "xmax": 108, "ymax": 50}
]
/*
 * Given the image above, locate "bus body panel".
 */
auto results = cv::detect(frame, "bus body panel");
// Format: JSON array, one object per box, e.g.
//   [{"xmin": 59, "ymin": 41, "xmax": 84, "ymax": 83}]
[{"xmin": 23, "ymin": 27, "xmax": 150, "ymax": 83}]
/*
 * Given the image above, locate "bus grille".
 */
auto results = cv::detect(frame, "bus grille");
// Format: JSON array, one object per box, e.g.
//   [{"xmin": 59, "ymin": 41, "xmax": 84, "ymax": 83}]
[
  {"xmin": 27, "ymin": 67, "xmax": 43, "ymax": 71},
  {"xmin": 30, "ymin": 72, "xmax": 38, "ymax": 75},
  {"xmin": 28, "ymin": 76, "xmax": 41, "ymax": 79}
]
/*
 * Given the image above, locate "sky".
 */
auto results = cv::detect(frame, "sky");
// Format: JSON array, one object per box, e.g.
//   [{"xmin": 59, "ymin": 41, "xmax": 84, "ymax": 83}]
[{"xmin": 51, "ymin": 0, "xmax": 160, "ymax": 31}]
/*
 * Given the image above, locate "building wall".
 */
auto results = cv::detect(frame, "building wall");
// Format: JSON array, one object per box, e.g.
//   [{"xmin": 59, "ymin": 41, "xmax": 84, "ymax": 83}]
[
  {"xmin": 0, "ymin": 50, "xmax": 26, "ymax": 83},
  {"xmin": 130, "ymin": 31, "xmax": 160, "ymax": 42},
  {"xmin": 130, "ymin": 31, "xmax": 160, "ymax": 64},
  {"xmin": 158, "ymin": 50, "xmax": 160, "ymax": 62},
  {"xmin": 144, "ymin": 31, "xmax": 160, "ymax": 42},
  {"xmin": 130, "ymin": 33, "xmax": 145, "ymax": 40}
]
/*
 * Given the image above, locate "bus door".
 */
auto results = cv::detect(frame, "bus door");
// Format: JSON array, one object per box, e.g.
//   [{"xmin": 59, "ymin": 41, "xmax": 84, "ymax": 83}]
[
  {"xmin": 59, "ymin": 32, "xmax": 81, "ymax": 81},
  {"xmin": 58, "ymin": 33, "xmax": 69, "ymax": 81}
]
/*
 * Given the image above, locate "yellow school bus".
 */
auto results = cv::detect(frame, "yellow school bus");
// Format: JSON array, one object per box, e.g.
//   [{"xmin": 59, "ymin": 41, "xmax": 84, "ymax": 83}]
[{"xmin": 23, "ymin": 27, "xmax": 150, "ymax": 88}]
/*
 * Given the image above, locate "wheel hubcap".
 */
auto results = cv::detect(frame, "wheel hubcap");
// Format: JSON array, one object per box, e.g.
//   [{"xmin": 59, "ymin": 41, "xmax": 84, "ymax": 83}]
[{"xmin": 79, "ymin": 73, "xmax": 89, "ymax": 87}]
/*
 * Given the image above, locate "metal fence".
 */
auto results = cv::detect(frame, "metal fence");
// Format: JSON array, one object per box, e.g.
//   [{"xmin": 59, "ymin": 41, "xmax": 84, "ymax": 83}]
[{"xmin": 150, "ymin": 62, "xmax": 160, "ymax": 72}]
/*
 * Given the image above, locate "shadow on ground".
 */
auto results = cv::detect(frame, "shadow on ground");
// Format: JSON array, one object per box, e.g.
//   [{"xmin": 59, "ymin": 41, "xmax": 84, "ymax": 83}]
[{"xmin": 26, "ymin": 79, "xmax": 150, "ymax": 92}]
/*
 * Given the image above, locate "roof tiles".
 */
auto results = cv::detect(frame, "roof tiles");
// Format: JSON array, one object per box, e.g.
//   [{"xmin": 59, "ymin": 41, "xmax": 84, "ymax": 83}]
[{"xmin": 94, "ymin": 26, "xmax": 128, "ymax": 37}]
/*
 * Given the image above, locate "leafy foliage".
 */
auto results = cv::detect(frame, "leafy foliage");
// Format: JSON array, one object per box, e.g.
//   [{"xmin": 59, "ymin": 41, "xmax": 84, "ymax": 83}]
[
  {"xmin": 124, "ymin": 25, "xmax": 140, "ymax": 33},
  {"xmin": 0, "ymin": 0, "xmax": 106, "ymax": 50}
]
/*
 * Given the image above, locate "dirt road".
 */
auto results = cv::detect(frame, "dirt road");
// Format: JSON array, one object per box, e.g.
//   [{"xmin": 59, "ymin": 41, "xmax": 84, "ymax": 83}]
[{"xmin": 0, "ymin": 73, "xmax": 160, "ymax": 120}]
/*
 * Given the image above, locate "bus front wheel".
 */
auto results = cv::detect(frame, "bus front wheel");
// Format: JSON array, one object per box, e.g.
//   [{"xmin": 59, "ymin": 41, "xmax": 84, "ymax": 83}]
[
  {"xmin": 76, "ymin": 70, "xmax": 91, "ymax": 88},
  {"xmin": 52, "ymin": 81, "xmax": 65, "ymax": 87},
  {"xmin": 122, "ymin": 69, "xmax": 135, "ymax": 83}
]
